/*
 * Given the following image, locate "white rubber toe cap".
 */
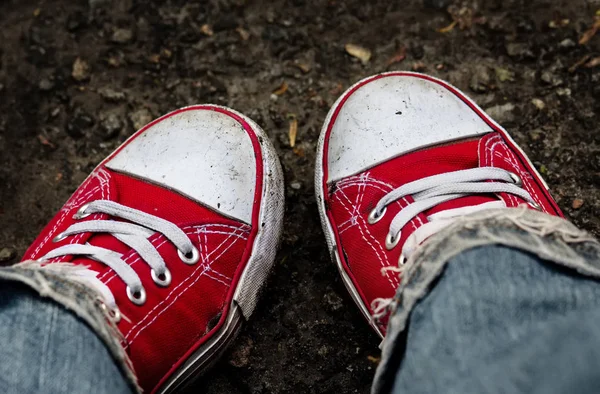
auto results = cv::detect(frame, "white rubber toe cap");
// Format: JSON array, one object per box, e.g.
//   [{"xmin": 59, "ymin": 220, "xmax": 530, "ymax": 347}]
[
  {"xmin": 325, "ymin": 73, "xmax": 493, "ymax": 183},
  {"xmin": 106, "ymin": 107, "xmax": 257, "ymax": 223}
]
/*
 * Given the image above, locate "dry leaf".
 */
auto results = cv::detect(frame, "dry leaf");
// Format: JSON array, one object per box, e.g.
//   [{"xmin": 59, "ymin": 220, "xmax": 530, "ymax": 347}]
[
  {"xmin": 345, "ymin": 43, "xmax": 372, "ymax": 64},
  {"xmin": 412, "ymin": 61, "xmax": 426, "ymax": 72},
  {"xmin": 200, "ymin": 24, "xmax": 214, "ymax": 37},
  {"xmin": 548, "ymin": 18, "xmax": 569, "ymax": 29},
  {"xmin": 292, "ymin": 146, "xmax": 305, "ymax": 157},
  {"xmin": 386, "ymin": 47, "xmax": 407, "ymax": 67},
  {"xmin": 288, "ymin": 116, "xmax": 298, "ymax": 148},
  {"xmin": 148, "ymin": 54, "xmax": 161, "ymax": 63},
  {"xmin": 294, "ymin": 61, "xmax": 311, "ymax": 73},
  {"xmin": 579, "ymin": 17, "xmax": 600, "ymax": 45},
  {"xmin": 585, "ymin": 56, "xmax": 600, "ymax": 68},
  {"xmin": 272, "ymin": 81, "xmax": 288, "ymax": 96},
  {"xmin": 37, "ymin": 134, "xmax": 55, "ymax": 149},
  {"xmin": 437, "ymin": 20, "xmax": 457, "ymax": 33},
  {"xmin": 236, "ymin": 27, "xmax": 250, "ymax": 41},
  {"xmin": 72, "ymin": 57, "xmax": 90, "ymax": 81},
  {"xmin": 569, "ymin": 55, "xmax": 591, "ymax": 73}
]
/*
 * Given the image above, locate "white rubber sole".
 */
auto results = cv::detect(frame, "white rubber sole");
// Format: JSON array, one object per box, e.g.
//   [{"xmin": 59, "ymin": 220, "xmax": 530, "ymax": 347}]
[
  {"xmin": 159, "ymin": 106, "xmax": 285, "ymax": 393},
  {"xmin": 315, "ymin": 72, "xmax": 553, "ymax": 339}
]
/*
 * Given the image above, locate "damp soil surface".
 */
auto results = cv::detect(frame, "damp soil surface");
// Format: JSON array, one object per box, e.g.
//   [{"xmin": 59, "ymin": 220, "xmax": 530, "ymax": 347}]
[{"xmin": 1, "ymin": 0, "xmax": 600, "ymax": 393}]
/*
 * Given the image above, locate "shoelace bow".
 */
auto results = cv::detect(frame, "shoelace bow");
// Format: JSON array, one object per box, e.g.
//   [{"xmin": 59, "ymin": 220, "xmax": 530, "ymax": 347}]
[
  {"xmin": 40, "ymin": 200, "xmax": 199, "ymax": 315},
  {"xmin": 369, "ymin": 167, "xmax": 538, "ymax": 318}
]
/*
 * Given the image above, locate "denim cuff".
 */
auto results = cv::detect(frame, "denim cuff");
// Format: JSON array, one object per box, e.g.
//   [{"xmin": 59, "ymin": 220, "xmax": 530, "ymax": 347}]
[
  {"xmin": 0, "ymin": 262, "xmax": 141, "ymax": 393},
  {"xmin": 372, "ymin": 208, "xmax": 600, "ymax": 394}
]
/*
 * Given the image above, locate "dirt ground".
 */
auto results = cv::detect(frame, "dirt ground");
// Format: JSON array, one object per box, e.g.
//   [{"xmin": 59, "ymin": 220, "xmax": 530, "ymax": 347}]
[{"xmin": 1, "ymin": 0, "xmax": 599, "ymax": 392}]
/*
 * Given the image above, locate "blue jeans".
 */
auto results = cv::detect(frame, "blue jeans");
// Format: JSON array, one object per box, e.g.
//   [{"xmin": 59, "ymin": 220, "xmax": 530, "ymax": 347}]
[{"xmin": 1, "ymin": 209, "xmax": 599, "ymax": 393}]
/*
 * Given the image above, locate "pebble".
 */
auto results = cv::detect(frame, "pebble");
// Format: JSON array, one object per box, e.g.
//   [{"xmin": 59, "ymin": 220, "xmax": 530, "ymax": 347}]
[
  {"xmin": 72, "ymin": 57, "xmax": 90, "ymax": 82},
  {"xmin": 469, "ymin": 65, "xmax": 491, "ymax": 93},
  {"xmin": 0, "ymin": 247, "xmax": 15, "ymax": 263},
  {"xmin": 559, "ymin": 38, "xmax": 576, "ymax": 49},
  {"xmin": 100, "ymin": 112, "xmax": 122, "ymax": 139},
  {"xmin": 540, "ymin": 70, "xmax": 563, "ymax": 86},
  {"xmin": 531, "ymin": 98, "xmax": 545, "ymax": 110},
  {"xmin": 290, "ymin": 181, "xmax": 302, "ymax": 190},
  {"xmin": 111, "ymin": 28, "xmax": 133, "ymax": 44},
  {"xmin": 572, "ymin": 199, "xmax": 584, "ymax": 209},
  {"xmin": 129, "ymin": 108, "xmax": 153, "ymax": 131},
  {"xmin": 528, "ymin": 128, "xmax": 543, "ymax": 141},
  {"xmin": 39, "ymin": 78, "xmax": 55, "ymax": 91},
  {"xmin": 98, "ymin": 87, "xmax": 126, "ymax": 102},
  {"xmin": 556, "ymin": 87, "xmax": 571, "ymax": 97},
  {"xmin": 485, "ymin": 103, "xmax": 515, "ymax": 124},
  {"xmin": 505, "ymin": 43, "xmax": 535, "ymax": 59}
]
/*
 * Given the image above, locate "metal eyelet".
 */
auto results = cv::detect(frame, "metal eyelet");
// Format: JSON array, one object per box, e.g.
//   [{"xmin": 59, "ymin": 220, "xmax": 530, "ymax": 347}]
[
  {"xmin": 108, "ymin": 308, "xmax": 122, "ymax": 324},
  {"xmin": 151, "ymin": 268, "xmax": 172, "ymax": 287},
  {"xmin": 126, "ymin": 286, "xmax": 147, "ymax": 306},
  {"xmin": 528, "ymin": 201, "xmax": 542, "ymax": 211},
  {"xmin": 385, "ymin": 232, "xmax": 401, "ymax": 250},
  {"xmin": 96, "ymin": 301, "xmax": 121, "ymax": 324},
  {"xmin": 52, "ymin": 232, "xmax": 68, "ymax": 243},
  {"xmin": 399, "ymin": 254, "xmax": 407, "ymax": 266},
  {"xmin": 368, "ymin": 206, "xmax": 387, "ymax": 224},
  {"xmin": 508, "ymin": 172, "xmax": 523, "ymax": 187},
  {"xmin": 178, "ymin": 246, "xmax": 200, "ymax": 265},
  {"xmin": 72, "ymin": 203, "xmax": 92, "ymax": 220}
]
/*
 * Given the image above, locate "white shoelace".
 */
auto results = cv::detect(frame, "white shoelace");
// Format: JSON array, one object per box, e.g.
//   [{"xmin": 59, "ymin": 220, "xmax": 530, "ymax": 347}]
[
  {"xmin": 369, "ymin": 167, "xmax": 538, "ymax": 318},
  {"xmin": 39, "ymin": 200, "xmax": 199, "ymax": 311}
]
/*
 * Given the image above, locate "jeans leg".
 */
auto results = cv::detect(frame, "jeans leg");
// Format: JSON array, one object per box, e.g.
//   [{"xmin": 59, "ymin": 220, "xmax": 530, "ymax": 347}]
[
  {"xmin": 392, "ymin": 246, "xmax": 600, "ymax": 394},
  {"xmin": 0, "ymin": 282, "xmax": 132, "ymax": 394},
  {"xmin": 371, "ymin": 208, "xmax": 600, "ymax": 394}
]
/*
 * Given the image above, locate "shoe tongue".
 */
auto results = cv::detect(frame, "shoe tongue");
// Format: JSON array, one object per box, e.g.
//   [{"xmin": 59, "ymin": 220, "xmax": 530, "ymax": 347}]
[
  {"xmin": 367, "ymin": 137, "xmax": 497, "ymax": 219},
  {"xmin": 69, "ymin": 167, "xmax": 224, "ymax": 274},
  {"xmin": 418, "ymin": 138, "xmax": 497, "ymax": 217}
]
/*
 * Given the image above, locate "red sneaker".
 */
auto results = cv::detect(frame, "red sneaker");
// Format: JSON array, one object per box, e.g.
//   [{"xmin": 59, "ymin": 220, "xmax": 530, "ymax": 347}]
[
  {"xmin": 315, "ymin": 72, "xmax": 562, "ymax": 337},
  {"xmin": 23, "ymin": 105, "xmax": 284, "ymax": 392}
]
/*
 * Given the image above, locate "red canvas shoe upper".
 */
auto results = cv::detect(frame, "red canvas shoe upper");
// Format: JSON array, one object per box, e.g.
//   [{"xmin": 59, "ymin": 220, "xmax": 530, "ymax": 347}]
[
  {"xmin": 22, "ymin": 106, "xmax": 284, "ymax": 393},
  {"xmin": 316, "ymin": 73, "xmax": 562, "ymax": 336}
]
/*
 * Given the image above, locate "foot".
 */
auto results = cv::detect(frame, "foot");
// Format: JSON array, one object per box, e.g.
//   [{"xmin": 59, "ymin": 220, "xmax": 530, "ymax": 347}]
[
  {"xmin": 23, "ymin": 106, "xmax": 284, "ymax": 392},
  {"xmin": 315, "ymin": 72, "xmax": 562, "ymax": 336}
]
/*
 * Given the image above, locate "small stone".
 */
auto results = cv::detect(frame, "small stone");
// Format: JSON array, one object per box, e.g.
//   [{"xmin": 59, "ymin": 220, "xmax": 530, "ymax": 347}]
[
  {"xmin": 485, "ymin": 103, "xmax": 515, "ymax": 124},
  {"xmin": 0, "ymin": 247, "xmax": 16, "ymax": 263},
  {"xmin": 290, "ymin": 181, "xmax": 302, "ymax": 190},
  {"xmin": 111, "ymin": 28, "xmax": 133, "ymax": 44},
  {"xmin": 572, "ymin": 198, "xmax": 584, "ymax": 209},
  {"xmin": 505, "ymin": 42, "xmax": 535, "ymax": 59},
  {"xmin": 98, "ymin": 87, "xmax": 126, "ymax": 102},
  {"xmin": 556, "ymin": 87, "xmax": 571, "ymax": 97},
  {"xmin": 72, "ymin": 57, "xmax": 90, "ymax": 82},
  {"xmin": 528, "ymin": 128, "xmax": 543, "ymax": 141},
  {"xmin": 38, "ymin": 78, "xmax": 54, "ymax": 91},
  {"xmin": 99, "ymin": 112, "xmax": 122, "ymax": 139},
  {"xmin": 559, "ymin": 38, "xmax": 576, "ymax": 49},
  {"xmin": 531, "ymin": 98, "xmax": 545, "ymax": 110},
  {"xmin": 469, "ymin": 65, "xmax": 491, "ymax": 93},
  {"xmin": 129, "ymin": 108, "xmax": 153, "ymax": 131},
  {"xmin": 541, "ymin": 70, "xmax": 563, "ymax": 86},
  {"xmin": 495, "ymin": 67, "xmax": 515, "ymax": 82}
]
